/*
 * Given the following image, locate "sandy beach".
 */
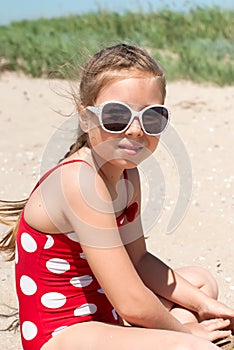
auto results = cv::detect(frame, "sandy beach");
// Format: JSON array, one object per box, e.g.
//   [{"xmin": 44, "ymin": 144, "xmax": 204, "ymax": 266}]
[{"xmin": 0, "ymin": 73, "xmax": 233, "ymax": 349}]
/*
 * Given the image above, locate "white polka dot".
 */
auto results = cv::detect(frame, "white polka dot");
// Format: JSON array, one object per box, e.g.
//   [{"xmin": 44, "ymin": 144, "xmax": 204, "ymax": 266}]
[
  {"xmin": 70, "ymin": 275, "xmax": 93, "ymax": 288},
  {"xmin": 21, "ymin": 232, "xmax": 37, "ymax": 253},
  {"xmin": 52, "ymin": 326, "xmax": 68, "ymax": 337},
  {"xmin": 112, "ymin": 309, "xmax": 118, "ymax": 320},
  {"xmin": 22, "ymin": 321, "xmax": 38, "ymax": 340},
  {"xmin": 97, "ymin": 288, "xmax": 105, "ymax": 294},
  {"xmin": 41, "ymin": 292, "xmax": 67, "ymax": 309},
  {"xmin": 66, "ymin": 232, "xmax": 79, "ymax": 242},
  {"xmin": 46, "ymin": 258, "xmax": 70, "ymax": 274},
  {"xmin": 119, "ymin": 217, "xmax": 124, "ymax": 225},
  {"xmin": 20, "ymin": 275, "xmax": 37, "ymax": 296},
  {"xmin": 44, "ymin": 235, "xmax": 54, "ymax": 249},
  {"xmin": 79, "ymin": 252, "xmax": 86, "ymax": 259},
  {"xmin": 74, "ymin": 303, "xmax": 97, "ymax": 317},
  {"xmin": 15, "ymin": 243, "xmax": 19, "ymax": 264}
]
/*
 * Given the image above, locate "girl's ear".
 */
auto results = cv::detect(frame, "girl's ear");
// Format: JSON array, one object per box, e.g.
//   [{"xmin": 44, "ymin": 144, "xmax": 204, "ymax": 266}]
[{"xmin": 78, "ymin": 105, "xmax": 89, "ymax": 133}]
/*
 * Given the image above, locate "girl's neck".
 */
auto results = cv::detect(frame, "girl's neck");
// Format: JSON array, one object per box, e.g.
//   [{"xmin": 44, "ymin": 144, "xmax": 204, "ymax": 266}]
[
  {"xmin": 96, "ymin": 161, "xmax": 127, "ymax": 207},
  {"xmin": 92, "ymin": 151, "xmax": 124, "ymax": 188}
]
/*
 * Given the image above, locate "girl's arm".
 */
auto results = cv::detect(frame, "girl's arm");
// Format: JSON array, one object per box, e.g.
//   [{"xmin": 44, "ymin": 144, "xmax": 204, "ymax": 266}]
[
  {"xmin": 123, "ymin": 168, "xmax": 234, "ymax": 329},
  {"xmin": 129, "ymin": 236, "xmax": 234, "ymax": 331},
  {"xmin": 60, "ymin": 162, "xmax": 191, "ymax": 333}
]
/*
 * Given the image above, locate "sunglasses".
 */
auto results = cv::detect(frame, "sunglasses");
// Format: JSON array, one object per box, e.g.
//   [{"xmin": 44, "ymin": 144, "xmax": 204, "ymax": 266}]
[{"xmin": 86, "ymin": 101, "xmax": 170, "ymax": 136}]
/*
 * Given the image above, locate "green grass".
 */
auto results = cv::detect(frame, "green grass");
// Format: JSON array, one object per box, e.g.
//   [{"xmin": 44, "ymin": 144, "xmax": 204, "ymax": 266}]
[{"xmin": 0, "ymin": 6, "xmax": 233, "ymax": 85}]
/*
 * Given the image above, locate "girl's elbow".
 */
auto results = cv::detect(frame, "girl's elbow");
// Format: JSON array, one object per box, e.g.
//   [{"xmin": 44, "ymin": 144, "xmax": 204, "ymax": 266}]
[{"xmin": 115, "ymin": 299, "xmax": 150, "ymax": 325}]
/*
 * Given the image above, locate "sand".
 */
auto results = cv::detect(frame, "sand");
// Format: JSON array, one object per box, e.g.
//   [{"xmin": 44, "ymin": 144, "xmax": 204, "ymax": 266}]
[{"xmin": 0, "ymin": 73, "xmax": 233, "ymax": 349}]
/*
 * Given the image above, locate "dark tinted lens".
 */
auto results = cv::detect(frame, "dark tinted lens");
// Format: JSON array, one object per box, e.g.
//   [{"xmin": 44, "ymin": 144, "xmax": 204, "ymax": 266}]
[
  {"xmin": 102, "ymin": 103, "xmax": 131, "ymax": 132},
  {"xmin": 142, "ymin": 106, "xmax": 168, "ymax": 134}
]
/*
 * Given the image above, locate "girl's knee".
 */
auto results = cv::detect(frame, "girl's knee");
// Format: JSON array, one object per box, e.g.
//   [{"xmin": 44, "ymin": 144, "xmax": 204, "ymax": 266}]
[
  {"xmin": 193, "ymin": 266, "xmax": 218, "ymax": 299},
  {"xmin": 176, "ymin": 266, "xmax": 219, "ymax": 299}
]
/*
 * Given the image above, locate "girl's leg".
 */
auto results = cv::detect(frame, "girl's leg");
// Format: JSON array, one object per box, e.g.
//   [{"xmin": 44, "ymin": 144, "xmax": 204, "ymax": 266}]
[
  {"xmin": 163, "ymin": 266, "xmax": 219, "ymax": 323},
  {"xmin": 175, "ymin": 266, "xmax": 219, "ymax": 299},
  {"xmin": 41, "ymin": 321, "xmax": 218, "ymax": 350}
]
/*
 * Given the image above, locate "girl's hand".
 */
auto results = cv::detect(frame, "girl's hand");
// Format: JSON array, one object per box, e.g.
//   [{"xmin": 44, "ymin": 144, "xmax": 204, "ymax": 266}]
[
  {"xmin": 185, "ymin": 319, "xmax": 232, "ymax": 342},
  {"xmin": 198, "ymin": 298, "xmax": 234, "ymax": 333}
]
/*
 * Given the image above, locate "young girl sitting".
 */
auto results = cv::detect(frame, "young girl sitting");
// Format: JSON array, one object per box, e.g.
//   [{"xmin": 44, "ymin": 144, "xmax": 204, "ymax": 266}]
[{"xmin": 0, "ymin": 43, "xmax": 233, "ymax": 350}]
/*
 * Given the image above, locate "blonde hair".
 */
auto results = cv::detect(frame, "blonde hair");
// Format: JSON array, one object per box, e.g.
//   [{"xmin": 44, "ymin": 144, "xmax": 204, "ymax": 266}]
[
  {"xmin": 0, "ymin": 43, "xmax": 166, "ymax": 260},
  {"xmin": 0, "ymin": 200, "xmax": 27, "ymax": 261}
]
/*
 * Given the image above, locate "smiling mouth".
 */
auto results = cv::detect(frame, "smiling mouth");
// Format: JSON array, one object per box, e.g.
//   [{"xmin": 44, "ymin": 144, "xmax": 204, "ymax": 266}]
[
  {"xmin": 119, "ymin": 145, "xmax": 142, "ymax": 151},
  {"xmin": 118, "ymin": 144, "xmax": 143, "ymax": 153}
]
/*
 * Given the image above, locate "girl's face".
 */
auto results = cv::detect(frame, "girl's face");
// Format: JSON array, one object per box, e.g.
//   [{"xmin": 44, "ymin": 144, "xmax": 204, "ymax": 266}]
[{"xmin": 85, "ymin": 75, "xmax": 165, "ymax": 170}]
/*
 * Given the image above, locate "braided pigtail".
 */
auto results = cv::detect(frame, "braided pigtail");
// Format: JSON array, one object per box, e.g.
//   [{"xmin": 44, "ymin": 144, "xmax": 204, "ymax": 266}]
[{"xmin": 59, "ymin": 126, "xmax": 88, "ymax": 162}]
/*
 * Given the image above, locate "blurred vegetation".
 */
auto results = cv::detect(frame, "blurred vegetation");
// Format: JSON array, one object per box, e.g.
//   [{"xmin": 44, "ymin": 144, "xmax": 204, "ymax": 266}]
[{"xmin": 0, "ymin": 6, "xmax": 233, "ymax": 85}]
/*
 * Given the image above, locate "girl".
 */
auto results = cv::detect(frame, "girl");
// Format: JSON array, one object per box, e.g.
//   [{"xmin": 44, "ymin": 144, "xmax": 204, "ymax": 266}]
[{"xmin": 0, "ymin": 43, "xmax": 233, "ymax": 350}]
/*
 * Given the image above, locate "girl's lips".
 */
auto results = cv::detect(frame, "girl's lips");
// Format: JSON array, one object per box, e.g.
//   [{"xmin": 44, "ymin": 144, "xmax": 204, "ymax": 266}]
[
  {"xmin": 118, "ymin": 143, "xmax": 143, "ymax": 155},
  {"xmin": 118, "ymin": 145, "xmax": 142, "ymax": 150}
]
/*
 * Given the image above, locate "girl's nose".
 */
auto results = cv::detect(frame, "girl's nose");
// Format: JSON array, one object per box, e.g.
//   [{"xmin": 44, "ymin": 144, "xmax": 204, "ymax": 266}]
[{"xmin": 125, "ymin": 118, "xmax": 144, "ymax": 137}]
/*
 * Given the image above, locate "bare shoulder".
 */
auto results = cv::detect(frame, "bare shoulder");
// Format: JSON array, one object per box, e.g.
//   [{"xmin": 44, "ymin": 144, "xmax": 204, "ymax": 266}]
[{"xmin": 60, "ymin": 159, "xmax": 112, "ymax": 206}]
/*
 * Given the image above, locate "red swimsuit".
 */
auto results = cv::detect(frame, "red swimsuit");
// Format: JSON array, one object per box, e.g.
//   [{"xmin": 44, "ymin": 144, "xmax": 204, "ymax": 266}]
[{"xmin": 15, "ymin": 160, "xmax": 138, "ymax": 350}]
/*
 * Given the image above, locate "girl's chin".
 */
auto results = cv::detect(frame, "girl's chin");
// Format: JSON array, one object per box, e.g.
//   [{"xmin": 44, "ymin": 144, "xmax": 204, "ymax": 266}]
[
  {"xmin": 92, "ymin": 149, "xmax": 148, "ymax": 168},
  {"xmin": 108, "ymin": 157, "xmax": 143, "ymax": 169}
]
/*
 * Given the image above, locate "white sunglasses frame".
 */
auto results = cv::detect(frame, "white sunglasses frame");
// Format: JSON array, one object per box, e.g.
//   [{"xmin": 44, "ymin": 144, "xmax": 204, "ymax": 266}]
[{"xmin": 86, "ymin": 100, "xmax": 170, "ymax": 136}]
